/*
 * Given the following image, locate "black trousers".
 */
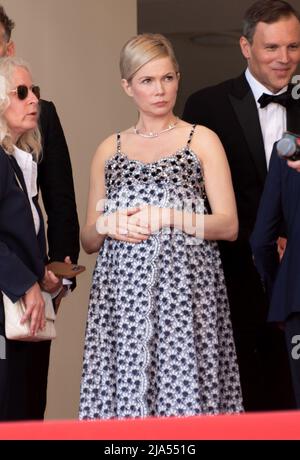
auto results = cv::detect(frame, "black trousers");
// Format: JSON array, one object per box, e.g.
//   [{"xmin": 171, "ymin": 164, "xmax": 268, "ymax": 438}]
[
  {"xmin": 0, "ymin": 321, "xmax": 51, "ymax": 421},
  {"xmin": 284, "ymin": 313, "xmax": 300, "ymax": 409},
  {"xmin": 220, "ymin": 242, "xmax": 295, "ymax": 412}
]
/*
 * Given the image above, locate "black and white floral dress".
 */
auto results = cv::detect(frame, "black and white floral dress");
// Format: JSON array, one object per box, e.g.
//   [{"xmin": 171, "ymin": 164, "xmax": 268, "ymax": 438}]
[{"xmin": 79, "ymin": 126, "xmax": 243, "ymax": 419}]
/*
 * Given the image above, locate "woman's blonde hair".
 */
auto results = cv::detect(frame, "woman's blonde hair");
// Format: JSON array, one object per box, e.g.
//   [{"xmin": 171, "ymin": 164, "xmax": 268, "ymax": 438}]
[
  {"xmin": 120, "ymin": 33, "xmax": 179, "ymax": 81},
  {"xmin": 0, "ymin": 56, "xmax": 41, "ymax": 158}
]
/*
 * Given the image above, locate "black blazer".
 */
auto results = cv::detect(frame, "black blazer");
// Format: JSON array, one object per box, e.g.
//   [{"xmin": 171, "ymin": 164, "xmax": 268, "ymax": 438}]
[
  {"xmin": 0, "ymin": 147, "xmax": 46, "ymax": 322},
  {"xmin": 183, "ymin": 74, "xmax": 300, "ymax": 411},
  {"xmin": 38, "ymin": 100, "xmax": 80, "ymax": 264},
  {"xmin": 251, "ymin": 146, "xmax": 300, "ymax": 322},
  {"xmin": 183, "ymin": 73, "xmax": 300, "ymax": 243}
]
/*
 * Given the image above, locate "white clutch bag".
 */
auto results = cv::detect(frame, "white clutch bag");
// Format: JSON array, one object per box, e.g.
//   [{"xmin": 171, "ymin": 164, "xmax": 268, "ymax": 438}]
[{"xmin": 2, "ymin": 291, "xmax": 56, "ymax": 341}]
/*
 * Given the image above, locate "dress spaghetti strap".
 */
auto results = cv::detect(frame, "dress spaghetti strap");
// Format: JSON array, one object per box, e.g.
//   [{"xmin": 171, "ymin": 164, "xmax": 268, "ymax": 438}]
[
  {"xmin": 186, "ymin": 124, "xmax": 197, "ymax": 149},
  {"xmin": 116, "ymin": 132, "xmax": 121, "ymax": 153}
]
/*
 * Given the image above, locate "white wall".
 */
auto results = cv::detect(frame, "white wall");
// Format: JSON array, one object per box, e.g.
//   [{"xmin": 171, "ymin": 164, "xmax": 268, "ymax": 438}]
[{"xmin": 1, "ymin": 0, "xmax": 137, "ymax": 419}]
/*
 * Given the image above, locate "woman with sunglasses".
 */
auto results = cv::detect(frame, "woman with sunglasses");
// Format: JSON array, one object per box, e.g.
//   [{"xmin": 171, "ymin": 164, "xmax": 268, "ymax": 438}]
[{"xmin": 0, "ymin": 57, "xmax": 60, "ymax": 421}]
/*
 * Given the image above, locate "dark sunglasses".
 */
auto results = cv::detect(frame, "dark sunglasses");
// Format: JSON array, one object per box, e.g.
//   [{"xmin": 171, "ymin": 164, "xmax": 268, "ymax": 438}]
[{"xmin": 10, "ymin": 85, "xmax": 40, "ymax": 101}]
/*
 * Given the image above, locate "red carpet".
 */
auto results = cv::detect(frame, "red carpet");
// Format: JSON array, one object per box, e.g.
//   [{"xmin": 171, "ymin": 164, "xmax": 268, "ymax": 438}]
[{"xmin": 0, "ymin": 411, "xmax": 299, "ymax": 439}]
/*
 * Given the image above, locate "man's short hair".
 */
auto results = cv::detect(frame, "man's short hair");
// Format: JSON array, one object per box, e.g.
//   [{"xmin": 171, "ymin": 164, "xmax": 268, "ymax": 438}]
[
  {"xmin": 0, "ymin": 5, "xmax": 15, "ymax": 41},
  {"xmin": 243, "ymin": 0, "xmax": 300, "ymax": 43}
]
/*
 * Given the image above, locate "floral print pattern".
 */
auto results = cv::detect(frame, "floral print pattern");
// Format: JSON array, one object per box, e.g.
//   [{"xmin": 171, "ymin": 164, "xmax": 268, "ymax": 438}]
[{"xmin": 79, "ymin": 127, "xmax": 243, "ymax": 419}]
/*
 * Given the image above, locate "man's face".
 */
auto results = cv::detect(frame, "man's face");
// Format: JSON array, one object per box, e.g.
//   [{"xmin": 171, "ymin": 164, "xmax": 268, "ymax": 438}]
[
  {"xmin": 0, "ymin": 24, "xmax": 14, "ymax": 57},
  {"xmin": 240, "ymin": 15, "xmax": 300, "ymax": 93}
]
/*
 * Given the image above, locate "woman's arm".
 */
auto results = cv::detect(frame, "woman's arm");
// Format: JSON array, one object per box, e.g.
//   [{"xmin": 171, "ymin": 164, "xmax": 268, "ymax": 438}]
[
  {"xmin": 196, "ymin": 126, "xmax": 238, "ymax": 240},
  {"xmin": 0, "ymin": 151, "xmax": 46, "ymax": 334},
  {"xmin": 0, "ymin": 151, "xmax": 41, "ymax": 299},
  {"xmin": 80, "ymin": 137, "xmax": 112, "ymax": 254}
]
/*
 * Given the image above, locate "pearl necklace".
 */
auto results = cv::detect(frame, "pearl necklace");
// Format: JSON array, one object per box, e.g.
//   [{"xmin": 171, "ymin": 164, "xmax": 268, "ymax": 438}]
[{"xmin": 133, "ymin": 117, "xmax": 179, "ymax": 138}]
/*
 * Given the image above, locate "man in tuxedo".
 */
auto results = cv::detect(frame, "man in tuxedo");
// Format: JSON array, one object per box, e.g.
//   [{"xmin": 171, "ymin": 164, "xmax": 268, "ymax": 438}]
[
  {"xmin": 251, "ymin": 144, "xmax": 300, "ymax": 409},
  {"xmin": 183, "ymin": 0, "xmax": 300, "ymax": 411},
  {"xmin": 0, "ymin": 5, "xmax": 80, "ymax": 287},
  {"xmin": 0, "ymin": 5, "xmax": 80, "ymax": 418}
]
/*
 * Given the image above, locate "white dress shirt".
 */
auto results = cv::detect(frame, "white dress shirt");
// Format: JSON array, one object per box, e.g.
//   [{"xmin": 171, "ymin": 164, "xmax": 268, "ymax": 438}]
[
  {"xmin": 245, "ymin": 68, "xmax": 287, "ymax": 168},
  {"xmin": 12, "ymin": 146, "xmax": 40, "ymax": 234}
]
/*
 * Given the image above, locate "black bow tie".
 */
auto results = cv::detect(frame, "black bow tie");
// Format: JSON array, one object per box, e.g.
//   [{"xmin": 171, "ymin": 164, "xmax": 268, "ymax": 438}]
[{"xmin": 258, "ymin": 91, "xmax": 291, "ymax": 108}]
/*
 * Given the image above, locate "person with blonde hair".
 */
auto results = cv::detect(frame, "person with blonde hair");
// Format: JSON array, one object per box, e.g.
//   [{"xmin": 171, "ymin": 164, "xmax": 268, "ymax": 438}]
[
  {"xmin": 0, "ymin": 4, "xmax": 80, "ymax": 309},
  {"xmin": 80, "ymin": 33, "xmax": 243, "ymax": 419},
  {"xmin": 0, "ymin": 57, "xmax": 60, "ymax": 421}
]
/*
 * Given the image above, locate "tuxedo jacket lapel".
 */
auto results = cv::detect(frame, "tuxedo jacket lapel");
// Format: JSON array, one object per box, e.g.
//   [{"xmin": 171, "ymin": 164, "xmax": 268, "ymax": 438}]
[
  {"xmin": 32, "ymin": 195, "xmax": 47, "ymax": 259},
  {"xmin": 229, "ymin": 74, "xmax": 267, "ymax": 183},
  {"xmin": 9, "ymin": 155, "xmax": 29, "ymax": 199},
  {"xmin": 9, "ymin": 155, "xmax": 46, "ymax": 258}
]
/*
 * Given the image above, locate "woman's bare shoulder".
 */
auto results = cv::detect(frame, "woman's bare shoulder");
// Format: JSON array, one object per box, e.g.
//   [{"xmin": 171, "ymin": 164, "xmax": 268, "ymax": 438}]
[
  {"xmin": 193, "ymin": 124, "xmax": 220, "ymax": 140},
  {"xmin": 176, "ymin": 121, "xmax": 216, "ymax": 141},
  {"xmin": 93, "ymin": 132, "xmax": 120, "ymax": 163},
  {"xmin": 191, "ymin": 124, "xmax": 225, "ymax": 160}
]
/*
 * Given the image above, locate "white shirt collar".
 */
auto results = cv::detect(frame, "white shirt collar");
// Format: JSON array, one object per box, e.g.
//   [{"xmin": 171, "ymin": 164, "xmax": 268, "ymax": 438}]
[
  {"xmin": 245, "ymin": 68, "xmax": 288, "ymax": 106},
  {"xmin": 13, "ymin": 145, "xmax": 34, "ymax": 171}
]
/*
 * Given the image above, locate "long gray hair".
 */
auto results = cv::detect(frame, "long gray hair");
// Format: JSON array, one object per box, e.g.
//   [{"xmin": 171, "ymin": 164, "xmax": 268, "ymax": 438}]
[{"xmin": 0, "ymin": 56, "xmax": 41, "ymax": 158}]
